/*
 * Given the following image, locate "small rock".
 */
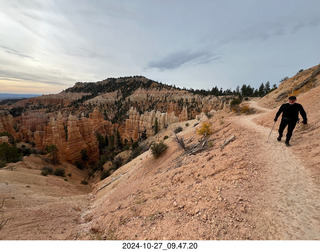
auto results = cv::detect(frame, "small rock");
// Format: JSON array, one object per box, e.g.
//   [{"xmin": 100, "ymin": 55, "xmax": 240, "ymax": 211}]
[{"xmin": 240, "ymin": 206, "xmax": 247, "ymax": 213}]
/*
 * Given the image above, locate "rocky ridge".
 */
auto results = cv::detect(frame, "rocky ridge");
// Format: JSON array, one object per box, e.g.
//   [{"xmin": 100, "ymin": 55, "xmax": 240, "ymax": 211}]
[{"xmin": 0, "ymin": 76, "xmax": 229, "ymax": 163}]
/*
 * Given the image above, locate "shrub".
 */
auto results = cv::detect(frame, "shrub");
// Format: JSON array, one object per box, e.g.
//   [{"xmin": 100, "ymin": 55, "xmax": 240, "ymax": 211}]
[
  {"xmin": 127, "ymin": 146, "xmax": 143, "ymax": 162},
  {"xmin": 163, "ymin": 135, "xmax": 169, "ymax": 140},
  {"xmin": 21, "ymin": 147, "xmax": 31, "ymax": 156},
  {"xmin": 112, "ymin": 157, "xmax": 123, "ymax": 170},
  {"xmin": 185, "ymin": 123, "xmax": 189, "ymax": 127},
  {"xmin": 75, "ymin": 160, "xmax": 84, "ymax": 170},
  {"xmin": 196, "ymin": 122, "xmax": 212, "ymax": 136},
  {"xmin": 81, "ymin": 180, "xmax": 89, "ymax": 185},
  {"xmin": 154, "ymin": 118, "xmax": 159, "ymax": 134},
  {"xmin": 100, "ymin": 169, "xmax": 111, "ymax": 180},
  {"xmin": 174, "ymin": 126, "xmax": 183, "ymax": 134},
  {"xmin": 96, "ymin": 155, "xmax": 107, "ymax": 171},
  {"xmin": 0, "ymin": 142, "xmax": 22, "ymax": 163},
  {"xmin": 41, "ymin": 166, "xmax": 53, "ymax": 176},
  {"xmin": 240, "ymin": 105, "xmax": 250, "ymax": 114},
  {"xmin": 232, "ymin": 104, "xmax": 252, "ymax": 114},
  {"xmin": 132, "ymin": 141, "xmax": 139, "ymax": 149},
  {"xmin": 230, "ymin": 98, "xmax": 242, "ymax": 107},
  {"xmin": 46, "ymin": 144, "xmax": 59, "ymax": 164},
  {"xmin": 0, "ymin": 160, "xmax": 6, "ymax": 168},
  {"xmin": 53, "ymin": 168, "xmax": 65, "ymax": 177},
  {"xmin": 80, "ymin": 149, "xmax": 89, "ymax": 164},
  {"xmin": 150, "ymin": 142, "xmax": 168, "ymax": 158}
]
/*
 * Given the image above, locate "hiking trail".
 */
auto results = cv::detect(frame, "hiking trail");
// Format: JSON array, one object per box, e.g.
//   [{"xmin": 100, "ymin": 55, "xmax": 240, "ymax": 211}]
[{"xmin": 232, "ymin": 100, "xmax": 320, "ymax": 239}]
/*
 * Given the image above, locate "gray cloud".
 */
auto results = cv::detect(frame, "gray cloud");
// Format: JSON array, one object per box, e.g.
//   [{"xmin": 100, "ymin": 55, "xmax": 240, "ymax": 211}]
[
  {"xmin": 0, "ymin": 45, "xmax": 38, "ymax": 61},
  {"xmin": 147, "ymin": 50, "xmax": 220, "ymax": 71},
  {"xmin": 0, "ymin": 67, "xmax": 75, "ymax": 87}
]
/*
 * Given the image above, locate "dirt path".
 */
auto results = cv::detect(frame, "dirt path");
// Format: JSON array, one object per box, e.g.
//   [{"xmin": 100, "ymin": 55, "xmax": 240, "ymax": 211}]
[{"xmin": 233, "ymin": 101, "xmax": 320, "ymax": 239}]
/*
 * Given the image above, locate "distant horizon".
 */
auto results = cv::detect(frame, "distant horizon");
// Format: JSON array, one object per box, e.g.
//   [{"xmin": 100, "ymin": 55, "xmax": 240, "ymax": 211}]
[
  {"xmin": 0, "ymin": 93, "xmax": 41, "ymax": 99},
  {"xmin": 0, "ymin": 73, "xmax": 278, "ymax": 97}
]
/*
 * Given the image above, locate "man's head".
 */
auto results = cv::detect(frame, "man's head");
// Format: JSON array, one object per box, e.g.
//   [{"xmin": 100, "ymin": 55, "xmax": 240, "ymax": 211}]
[{"xmin": 288, "ymin": 96, "xmax": 297, "ymax": 105}]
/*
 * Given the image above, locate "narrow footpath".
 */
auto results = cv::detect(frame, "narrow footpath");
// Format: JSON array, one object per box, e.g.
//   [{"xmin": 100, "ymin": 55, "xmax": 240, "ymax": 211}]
[{"xmin": 233, "ymin": 101, "xmax": 320, "ymax": 239}]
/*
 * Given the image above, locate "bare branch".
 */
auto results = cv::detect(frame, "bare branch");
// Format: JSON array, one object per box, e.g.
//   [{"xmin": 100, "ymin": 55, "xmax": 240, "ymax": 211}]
[
  {"xmin": 174, "ymin": 134, "xmax": 187, "ymax": 150},
  {"xmin": 220, "ymin": 135, "xmax": 236, "ymax": 150}
]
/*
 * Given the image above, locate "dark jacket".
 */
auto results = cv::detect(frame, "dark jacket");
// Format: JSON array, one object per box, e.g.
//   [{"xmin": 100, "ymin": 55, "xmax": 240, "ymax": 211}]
[{"xmin": 275, "ymin": 103, "xmax": 307, "ymax": 123}]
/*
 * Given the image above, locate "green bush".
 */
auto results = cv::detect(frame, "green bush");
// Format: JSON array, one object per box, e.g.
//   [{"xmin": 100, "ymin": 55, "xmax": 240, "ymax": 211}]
[
  {"xmin": 46, "ymin": 144, "xmax": 59, "ymax": 164},
  {"xmin": 127, "ymin": 146, "xmax": 143, "ymax": 162},
  {"xmin": 0, "ymin": 160, "xmax": 7, "ymax": 168},
  {"xmin": 112, "ymin": 157, "xmax": 123, "ymax": 170},
  {"xmin": 75, "ymin": 160, "xmax": 84, "ymax": 170},
  {"xmin": 100, "ymin": 169, "xmax": 112, "ymax": 180},
  {"xmin": 150, "ymin": 142, "xmax": 168, "ymax": 158},
  {"xmin": 21, "ymin": 147, "xmax": 31, "ymax": 156},
  {"xmin": 96, "ymin": 155, "xmax": 107, "ymax": 172},
  {"xmin": 53, "ymin": 168, "xmax": 65, "ymax": 177},
  {"xmin": 163, "ymin": 135, "xmax": 169, "ymax": 140},
  {"xmin": 174, "ymin": 126, "xmax": 183, "ymax": 134},
  {"xmin": 41, "ymin": 166, "xmax": 53, "ymax": 176},
  {"xmin": 230, "ymin": 98, "xmax": 242, "ymax": 107},
  {"xmin": 132, "ymin": 141, "xmax": 139, "ymax": 149},
  {"xmin": 81, "ymin": 180, "xmax": 89, "ymax": 185},
  {"xmin": 0, "ymin": 142, "xmax": 22, "ymax": 164}
]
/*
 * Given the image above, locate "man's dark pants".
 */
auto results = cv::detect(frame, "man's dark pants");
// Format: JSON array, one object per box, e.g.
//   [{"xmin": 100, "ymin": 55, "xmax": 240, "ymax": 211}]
[{"xmin": 278, "ymin": 118, "xmax": 297, "ymax": 143}]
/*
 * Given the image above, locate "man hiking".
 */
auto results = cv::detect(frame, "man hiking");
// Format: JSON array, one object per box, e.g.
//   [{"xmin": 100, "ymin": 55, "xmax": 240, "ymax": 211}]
[{"xmin": 274, "ymin": 96, "xmax": 307, "ymax": 146}]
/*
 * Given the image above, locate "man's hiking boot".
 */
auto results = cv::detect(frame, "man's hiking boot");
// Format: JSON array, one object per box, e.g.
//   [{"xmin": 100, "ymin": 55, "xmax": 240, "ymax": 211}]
[
  {"xmin": 277, "ymin": 136, "xmax": 281, "ymax": 141},
  {"xmin": 285, "ymin": 141, "xmax": 290, "ymax": 147}
]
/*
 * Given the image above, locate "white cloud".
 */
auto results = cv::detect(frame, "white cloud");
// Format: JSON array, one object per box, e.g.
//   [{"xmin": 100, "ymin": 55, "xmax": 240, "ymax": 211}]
[{"xmin": 0, "ymin": 0, "xmax": 320, "ymax": 94}]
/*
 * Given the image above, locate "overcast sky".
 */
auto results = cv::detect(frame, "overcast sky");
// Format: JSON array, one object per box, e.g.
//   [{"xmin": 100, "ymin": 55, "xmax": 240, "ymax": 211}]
[{"xmin": 0, "ymin": 0, "xmax": 320, "ymax": 94}]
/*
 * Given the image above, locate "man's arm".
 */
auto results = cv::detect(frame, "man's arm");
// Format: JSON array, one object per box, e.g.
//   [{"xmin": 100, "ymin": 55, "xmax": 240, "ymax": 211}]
[
  {"xmin": 299, "ymin": 104, "xmax": 307, "ymax": 124},
  {"xmin": 274, "ymin": 104, "xmax": 284, "ymax": 121}
]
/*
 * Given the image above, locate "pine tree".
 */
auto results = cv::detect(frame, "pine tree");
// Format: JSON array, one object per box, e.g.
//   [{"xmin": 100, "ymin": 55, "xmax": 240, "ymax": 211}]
[
  {"xmin": 154, "ymin": 118, "xmax": 159, "ymax": 134},
  {"xmin": 265, "ymin": 81, "xmax": 271, "ymax": 94},
  {"xmin": 47, "ymin": 144, "xmax": 59, "ymax": 164},
  {"xmin": 258, "ymin": 83, "xmax": 265, "ymax": 97}
]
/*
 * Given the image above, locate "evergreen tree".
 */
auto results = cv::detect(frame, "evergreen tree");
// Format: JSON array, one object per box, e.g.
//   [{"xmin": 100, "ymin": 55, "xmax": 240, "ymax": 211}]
[
  {"xmin": 115, "ymin": 129, "xmax": 123, "ymax": 149},
  {"xmin": 154, "ymin": 118, "xmax": 159, "ymax": 134},
  {"xmin": 258, "ymin": 83, "xmax": 265, "ymax": 97},
  {"xmin": 47, "ymin": 144, "xmax": 59, "ymax": 164},
  {"xmin": 81, "ymin": 149, "xmax": 89, "ymax": 166},
  {"xmin": 235, "ymin": 86, "xmax": 240, "ymax": 96},
  {"xmin": 96, "ymin": 133, "xmax": 105, "ymax": 152},
  {"xmin": 265, "ymin": 81, "xmax": 271, "ymax": 94}
]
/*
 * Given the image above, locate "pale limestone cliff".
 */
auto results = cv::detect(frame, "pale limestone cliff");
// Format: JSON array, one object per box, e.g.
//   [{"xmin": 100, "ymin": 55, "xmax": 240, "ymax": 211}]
[{"xmin": 123, "ymin": 107, "xmax": 187, "ymax": 141}]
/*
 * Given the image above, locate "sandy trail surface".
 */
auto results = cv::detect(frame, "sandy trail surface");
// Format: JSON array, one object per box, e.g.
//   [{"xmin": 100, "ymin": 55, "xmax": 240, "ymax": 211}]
[{"xmin": 233, "ymin": 101, "xmax": 320, "ymax": 239}]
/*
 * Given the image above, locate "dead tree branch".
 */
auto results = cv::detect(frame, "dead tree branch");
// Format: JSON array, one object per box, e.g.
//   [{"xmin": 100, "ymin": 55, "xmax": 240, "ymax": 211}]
[
  {"xmin": 220, "ymin": 135, "xmax": 236, "ymax": 150},
  {"xmin": 174, "ymin": 134, "xmax": 187, "ymax": 150}
]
